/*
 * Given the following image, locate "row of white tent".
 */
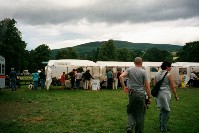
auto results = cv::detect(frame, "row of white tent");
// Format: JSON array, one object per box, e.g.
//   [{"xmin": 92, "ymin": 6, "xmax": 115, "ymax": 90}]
[{"xmin": 45, "ymin": 59, "xmax": 199, "ymax": 90}]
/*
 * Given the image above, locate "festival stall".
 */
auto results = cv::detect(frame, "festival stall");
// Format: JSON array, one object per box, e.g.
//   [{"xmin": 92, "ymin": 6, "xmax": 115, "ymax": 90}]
[
  {"xmin": 172, "ymin": 62, "xmax": 199, "ymax": 87},
  {"xmin": 45, "ymin": 59, "xmax": 103, "ymax": 90}
]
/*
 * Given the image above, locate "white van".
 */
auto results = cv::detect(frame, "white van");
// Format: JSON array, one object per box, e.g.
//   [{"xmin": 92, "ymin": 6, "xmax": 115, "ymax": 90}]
[{"xmin": 22, "ymin": 70, "xmax": 30, "ymax": 76}]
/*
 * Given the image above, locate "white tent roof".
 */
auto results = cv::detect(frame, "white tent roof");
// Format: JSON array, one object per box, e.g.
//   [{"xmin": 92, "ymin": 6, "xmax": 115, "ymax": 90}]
[
  {"xmin": 172, "ymin": 62, "xmax": 199, "ymax": 67},
  {"xmin": 96, "ymin": 61, "xmax": 134, "ymax": 67},
  {"xmin": 48, "ymin": 59, "xmax": 99, "ymax": 67},
  {"xmin": 47, "ymin": 60, "xmax": 199, "ymax": 68},
  {"xmin": 96, "ymin": 61, "xmax": 199, "ymax": 68},
  {"xmin": 142, "ymin": 62, "xmax": 162, "ymax": 67},
  {"xmin": 96, "ymin": 61, "xmax": 163, "ymax": 67}
]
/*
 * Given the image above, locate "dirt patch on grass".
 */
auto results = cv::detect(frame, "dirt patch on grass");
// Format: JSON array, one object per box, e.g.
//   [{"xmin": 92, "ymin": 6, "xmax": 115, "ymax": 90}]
[
  {"xmin": 0, "ymin": 102, "xmax": 23, "ymax": 120},
  {"xmin": 22, "ymin": 116, "xmax": 45, "ymax": 123},
  {"xmin": 0, "ymin": 101, "xmax": 40, "ymax": 121}
]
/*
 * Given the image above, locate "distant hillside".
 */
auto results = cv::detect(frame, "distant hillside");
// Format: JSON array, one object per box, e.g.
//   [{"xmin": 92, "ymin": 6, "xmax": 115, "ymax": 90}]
[{"xmin": 51, "ymin": 40, "xmax": 183, "ymax": 58}]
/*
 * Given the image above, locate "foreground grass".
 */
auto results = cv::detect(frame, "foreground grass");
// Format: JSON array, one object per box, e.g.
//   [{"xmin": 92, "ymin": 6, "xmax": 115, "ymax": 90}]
[{"xmin": 0, "ymin": 87, "xmax": 199, "ymax": 133}]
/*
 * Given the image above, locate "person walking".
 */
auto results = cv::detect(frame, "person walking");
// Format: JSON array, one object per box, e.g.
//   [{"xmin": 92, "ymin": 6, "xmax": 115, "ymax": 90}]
[
  {"xmin": 154, "ymin": 61, "xmax": 179, "ymax": 132},
  {"xmin": 119, "ymin": 57, "xmax": 151, "ymax": 133},
  {"xmin": 9, "ymin": 68, "xmax": 17, "ymax": 91}
]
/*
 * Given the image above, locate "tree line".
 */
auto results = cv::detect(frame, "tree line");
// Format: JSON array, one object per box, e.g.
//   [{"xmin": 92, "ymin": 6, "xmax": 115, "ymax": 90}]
[{"xmin": 0, "ymin": 18, "xmax": 199, "ymax": 74}]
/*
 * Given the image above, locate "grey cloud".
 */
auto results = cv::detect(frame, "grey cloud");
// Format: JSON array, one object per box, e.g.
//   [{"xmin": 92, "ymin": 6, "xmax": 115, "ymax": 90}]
[{"xmin": 0, "ymin": 0, "xmax": 199, "ymax": 25}]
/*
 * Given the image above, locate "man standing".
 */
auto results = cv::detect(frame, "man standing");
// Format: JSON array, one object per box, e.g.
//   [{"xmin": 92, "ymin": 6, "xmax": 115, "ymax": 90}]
[
  {"xmin": 107, "ymin": 69, "xmax": 113, "ymax": 89},
  {"xmin": 117, "ymin": 69, "xmax": 122, "ymax": 88},
  {"xmin": 32, "ymin": 69, "xmax": 39, "ymax": 90},
  {"xmin": 82, "ymin": 70, "xmax": 94, "ymax": 90},
  {"xmin": 119, "ymin": 57, "xmax": 151, "ymax": 133},
  {"xmin": 9, "ymin": 68, "xmax": 17, "ymax": 91},
  {"xmin": 69, "ymin": 69, "xmax": 76, "ymax": 90},
  {"xmin": 39, "ymin": 69, "xmax": 46, "ymax": 89},
  {"xmin": 75, "ymin": 70, "xmax": 83, "ymax": 90}
]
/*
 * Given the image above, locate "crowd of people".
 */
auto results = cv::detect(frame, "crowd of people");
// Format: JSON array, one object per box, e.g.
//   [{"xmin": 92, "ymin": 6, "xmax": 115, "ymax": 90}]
[
  {"xmin": 59, "ymin": 69, "xmax": 94, "ymax": 90},
  {"xmin": 31, "ymin": 69, "xmax": 46, "ymax": 90},
  {"xmin": 6, "ymin": 57, "xmax": 182, "ymax": 132},
  {"xmin": 106, "ymin": 69, "xmax": 123, "ymax": 89},
  {"xmin": 52, "ymin": 68, "xmax": 124, "ymax": 90},
  {"xmin": 7, "ymin": 68, "xmax": 46, "ymax": 91}
]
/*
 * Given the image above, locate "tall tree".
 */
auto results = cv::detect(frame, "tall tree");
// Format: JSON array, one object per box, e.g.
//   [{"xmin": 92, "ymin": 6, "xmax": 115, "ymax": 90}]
[
  {"xmin": 33, "ymin": 44, "xmax": 51, "ymax": 70},
  {"xmin": 0, "ymin": 18, "xmax": 26, "ymax": 74},
  {"xmin": 176, "ymin": 41, "xmax": 199, "ymax": 62},
  {"xmin": 130, "ymin": 50, "xmax": 143, "ymax": 61},
  {"xmin": 84, "ymin": 48, "xmax": 99, "ymax": 62},
  {"xmin": 98, "ymin": 39, "xmax": 117, "ymax": 61},
  {"xmin": 142, "ymin": 47, "xmax": 173, "ymax": 62},
  {"xmin": 55, "ymin": 47, "xmax": 79, "ymax": 59},
  {"xmin": 28, "ymin": 50, "xmax": 38, "ymax": 73},
  {"xmin": 117, "ymin": 48, "xmax": 131, "ymax": 61}
]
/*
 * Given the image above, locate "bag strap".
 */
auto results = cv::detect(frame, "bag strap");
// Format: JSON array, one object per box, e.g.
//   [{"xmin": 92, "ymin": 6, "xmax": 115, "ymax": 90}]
[{"xmin": 160, "ymin": 71, "xmax": 168, "ymax": 82}]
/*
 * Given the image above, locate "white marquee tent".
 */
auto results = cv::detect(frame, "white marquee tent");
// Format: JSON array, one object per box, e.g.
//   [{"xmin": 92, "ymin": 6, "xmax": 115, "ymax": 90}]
[
  {"xmin": 96, "ymin": 61, "xmax": 199, "ymax": 86},
  {"xmin": 45, "ymin": 59, "xmax": 199, "ymax": 90}
]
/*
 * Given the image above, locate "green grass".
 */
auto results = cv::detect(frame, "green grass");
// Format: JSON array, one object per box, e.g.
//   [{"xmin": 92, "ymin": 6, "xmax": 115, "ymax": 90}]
[{"xmin": 0, "ymin": 86, "xmax": 199, "ymax": 133}]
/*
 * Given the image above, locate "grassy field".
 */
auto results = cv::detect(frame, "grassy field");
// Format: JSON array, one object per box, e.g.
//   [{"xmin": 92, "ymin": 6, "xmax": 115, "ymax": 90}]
[{"xmin": 0, "ymin": 86, "xmax": 199, "ymax": 133}]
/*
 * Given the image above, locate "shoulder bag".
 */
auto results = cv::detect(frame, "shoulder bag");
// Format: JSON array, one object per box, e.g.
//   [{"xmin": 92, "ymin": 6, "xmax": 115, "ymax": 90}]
[{"xmin": 151, "ymin": 72, "xmax": 168, "ymax": 97}]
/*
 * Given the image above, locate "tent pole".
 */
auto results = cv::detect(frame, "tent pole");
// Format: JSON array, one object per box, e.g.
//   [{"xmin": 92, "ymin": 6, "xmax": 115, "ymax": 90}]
[{"xmin": 99, "ymin": 66, "xmax": 100, "ymax": 77}]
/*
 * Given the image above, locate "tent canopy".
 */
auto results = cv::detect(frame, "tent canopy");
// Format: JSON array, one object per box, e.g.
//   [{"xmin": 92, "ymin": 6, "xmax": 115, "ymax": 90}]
[
  {"xmin": 48, "ymin": 59, "xmax": 99, "ymax": 67},
  {"xmin": 45, "ymin": 59, "xmax": 199, "ymax": 90}
]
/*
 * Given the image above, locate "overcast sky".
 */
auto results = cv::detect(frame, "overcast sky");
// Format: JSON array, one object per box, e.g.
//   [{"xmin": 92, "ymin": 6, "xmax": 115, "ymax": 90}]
[{"xmin": 1, "ymin": 0, "xmax": 199, "ymax": 50}]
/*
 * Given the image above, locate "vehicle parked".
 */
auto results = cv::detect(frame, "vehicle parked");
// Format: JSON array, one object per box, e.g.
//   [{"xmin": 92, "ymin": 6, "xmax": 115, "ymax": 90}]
[{"xmin": 21, "ymin": 70, "xmax": 31, "ymax": 76}]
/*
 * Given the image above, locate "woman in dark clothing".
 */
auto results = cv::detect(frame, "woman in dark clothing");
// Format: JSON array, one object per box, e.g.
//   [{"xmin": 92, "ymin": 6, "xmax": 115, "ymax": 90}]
[{"xmin": 82, "ymin": 70, "xmax": 94, "ymax": 90}]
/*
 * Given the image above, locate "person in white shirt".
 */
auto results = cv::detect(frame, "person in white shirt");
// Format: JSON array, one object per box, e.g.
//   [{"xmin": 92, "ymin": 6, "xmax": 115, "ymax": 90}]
[
  {"xmin": 75, "ymin": 70, "xmax": 83, "ymax": 89},
  {"xmin": 187, "ymin": 71, "xmax": 197, "ymax": 87}
]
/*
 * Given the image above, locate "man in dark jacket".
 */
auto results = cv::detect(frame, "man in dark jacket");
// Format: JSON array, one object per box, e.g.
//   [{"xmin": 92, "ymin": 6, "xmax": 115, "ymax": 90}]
[
  {"xmin": 69, "ymin": 69, "xmax": 76, "ymax": 90},
  {"xmin": 9, "ymin": 68, "xmax": 17, "ymax": 91},
  {"xmin": 39, "ymin": 69, "xmax": 46, "ymax": 89},
  {"xmin": 82, "ymin": 70, "xmax": 94, "ymax": 90}
]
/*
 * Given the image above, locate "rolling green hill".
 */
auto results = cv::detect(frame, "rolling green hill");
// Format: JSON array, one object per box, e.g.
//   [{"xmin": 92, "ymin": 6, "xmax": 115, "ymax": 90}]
[{"xmin": 51, "ymin": 40, "xmax": 183, "ymax": 58}]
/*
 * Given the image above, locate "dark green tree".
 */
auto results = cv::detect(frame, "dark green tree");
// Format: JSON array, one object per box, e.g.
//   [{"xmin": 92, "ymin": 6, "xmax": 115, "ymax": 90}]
[
  {"xmin": 55, "ymin": 47, "xmax": 79, "ymax": 59},
  {"xmin": 0, "ymin": 18, "xmax": 26, "ymax": 74},
  {"xmin": 87, "ymin": 48, "xmax": 100, "ymax": 62},
  {"xmin": 32, "ymin": 44, "xmax": 51, "ymax": 71},
  {"xmin": 130, "ymin": 50, "xmax": 144, "ymax": 61},
  {"xmin": 142, "ymin": 47, "xmax": 173, "ymax": 62},
  {"xmin": 98, "ymin": 39, "xmax": 117, "ymax": 61},
  {"xmin": 116, "ymin": 48, "xmax": 131, "ymax": 61},
  {"xmin": 28, "ymin": 50, "xmax": 38, "ymax": 73},
  {"xmin": 176, "ymin": 41, "xmax": 199, "ymax": 62},
  {"xmin": 21, "ymin": 50, "xmax": 31, "ymax": 70}
]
